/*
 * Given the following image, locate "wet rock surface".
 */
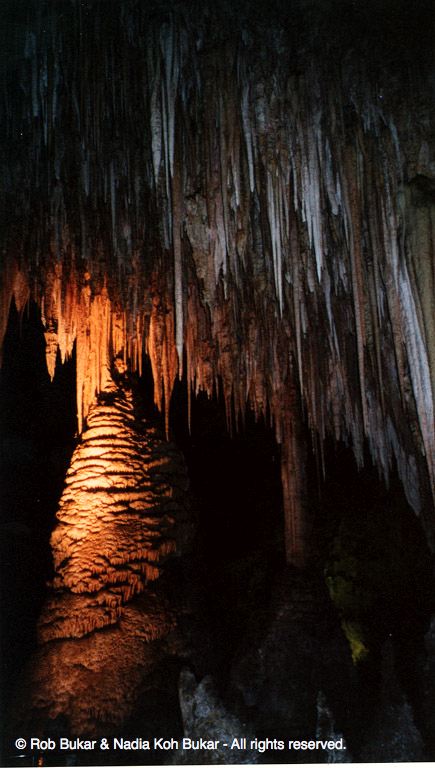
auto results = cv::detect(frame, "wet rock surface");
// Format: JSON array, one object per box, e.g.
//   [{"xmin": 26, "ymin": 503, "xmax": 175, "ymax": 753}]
[{"xmin": 174, "ymin": 669, "xmax": 257, "ymax": 764}]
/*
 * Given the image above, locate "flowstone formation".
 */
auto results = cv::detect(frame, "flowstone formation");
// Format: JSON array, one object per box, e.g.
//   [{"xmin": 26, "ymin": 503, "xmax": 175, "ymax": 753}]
[
  {"xmin": 1, "ymin": 0, "xmax": 434, "ymax": 565},
  {"xmin": 13, "ymin": 375, "xmax": 191, "ymax": 736}
]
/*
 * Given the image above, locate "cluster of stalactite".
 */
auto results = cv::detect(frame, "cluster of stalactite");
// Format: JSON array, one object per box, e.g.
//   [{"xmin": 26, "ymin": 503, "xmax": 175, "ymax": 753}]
[
  {"xmin": 1, "ymin": 0, "xmax": 434, "ymax": 559},
  {"xmin": 13, "ymin": 376, "xmax": 191, "ymax": 734}
]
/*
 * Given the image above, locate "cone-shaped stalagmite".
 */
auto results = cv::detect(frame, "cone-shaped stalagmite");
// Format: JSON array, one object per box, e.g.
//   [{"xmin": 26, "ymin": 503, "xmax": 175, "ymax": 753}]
[
  {"xmin": 13, "ymin": 376, "xmax": 191, "ymax": 735},
  {"xmin": 1, "ymin": 0, "xmax": 434, "ymax": 562}
]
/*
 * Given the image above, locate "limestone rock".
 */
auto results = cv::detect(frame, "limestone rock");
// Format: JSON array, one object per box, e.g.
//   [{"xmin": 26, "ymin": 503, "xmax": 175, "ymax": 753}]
[{"xmin": 175, "ymin": 669, "xmax": 257, "ymax": 765}]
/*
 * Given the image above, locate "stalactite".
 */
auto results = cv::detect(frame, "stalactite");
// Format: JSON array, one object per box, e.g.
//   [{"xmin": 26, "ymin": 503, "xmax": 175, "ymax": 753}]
[
  {"xmin": 279, "ymin": 380, "xmax": 307, "ymax": 568},
  {"xmin": 172, "ymin": 162, "xmax": 184, "ymax": 375},
  {"xmin": 1, "ymin": 0, "xmax": 434, "ymax": 560}
]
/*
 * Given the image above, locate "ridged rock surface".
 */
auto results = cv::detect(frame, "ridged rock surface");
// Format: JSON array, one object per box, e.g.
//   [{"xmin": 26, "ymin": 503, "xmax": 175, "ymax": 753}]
[
  {"xmin": 13, "ymin": 379, "xmax": 191, "ymax": 736},
  {"xmin": 1, "ymin": 0, "xmax": 434, "ymax": 560}
]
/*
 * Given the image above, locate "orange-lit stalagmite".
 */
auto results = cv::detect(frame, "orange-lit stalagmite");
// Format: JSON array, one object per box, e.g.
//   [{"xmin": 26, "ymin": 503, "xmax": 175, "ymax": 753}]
[
  {"xmin": 13, "ymin": 374, "xmax": 191, "ymax": 736},
  {"xmin": 1, "ymin": 1, "xmax": 435, "ymax": 761},
  {"xmin": 2, "ymin": 1, "xmax": 434, "ymax": 568}
]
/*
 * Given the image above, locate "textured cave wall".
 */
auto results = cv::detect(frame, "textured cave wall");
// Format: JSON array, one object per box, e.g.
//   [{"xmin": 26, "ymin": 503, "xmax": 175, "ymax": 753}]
[{"xmin": 0, "ymin": 0, "xmax": 434, "ymax": 561}]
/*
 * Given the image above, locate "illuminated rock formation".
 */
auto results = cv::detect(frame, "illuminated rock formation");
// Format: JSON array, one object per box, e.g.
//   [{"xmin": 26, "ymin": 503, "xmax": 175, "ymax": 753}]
[
  {"xmin": 1, "ymin": 2, "xmax": 434, "ymax": 561},
  {"xmin": 13, "ymin": 376, "xmax": 191, "ymax": 736},
  {"xmin": 1, "ymin": 3, "xmax": 434, "ymax": 761}
]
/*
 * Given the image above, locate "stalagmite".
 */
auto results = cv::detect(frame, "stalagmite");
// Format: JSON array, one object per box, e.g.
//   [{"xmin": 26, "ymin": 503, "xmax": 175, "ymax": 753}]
[
  {"xmin": 1, "ymin": 0, "xmax": 434, "ymax": 563},
  {"xmin": 13, "ymin": 374, "xmax": 191, "ymax": 736}
]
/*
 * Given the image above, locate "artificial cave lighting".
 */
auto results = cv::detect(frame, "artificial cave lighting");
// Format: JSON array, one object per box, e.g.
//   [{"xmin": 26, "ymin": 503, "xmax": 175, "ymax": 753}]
[
  {"xmin": 2, "ymin": 0, "xmax": 435, "ymax": 566},
  {"xmin": 1, "ymin": 0, "xmax": 435, "ymax": 763},
  {"xmin": 2, "ymin": 1, "xmax": 435, "ymax": 567}
]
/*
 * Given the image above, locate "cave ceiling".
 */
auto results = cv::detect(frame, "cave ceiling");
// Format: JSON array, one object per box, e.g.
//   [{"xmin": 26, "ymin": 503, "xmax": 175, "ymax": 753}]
[{"xmin": 0, "ymin": 0, "xmax": 434, "ymax": 558}]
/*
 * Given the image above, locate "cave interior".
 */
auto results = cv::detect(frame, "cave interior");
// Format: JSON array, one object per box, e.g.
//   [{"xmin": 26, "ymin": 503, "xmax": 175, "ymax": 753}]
[{"xmin": 1, "ymin": 0, "xmax": 435, "ymax": 764}]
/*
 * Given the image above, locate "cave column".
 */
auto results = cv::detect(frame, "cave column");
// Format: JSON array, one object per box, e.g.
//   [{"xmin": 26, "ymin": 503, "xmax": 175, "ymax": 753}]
[{"xmin": 280, "ymin": 382, "xmax": 307, "ymax": 568}]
